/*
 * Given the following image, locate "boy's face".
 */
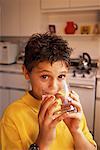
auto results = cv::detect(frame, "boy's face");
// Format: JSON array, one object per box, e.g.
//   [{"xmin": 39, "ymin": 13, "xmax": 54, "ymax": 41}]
[{"xmin": 24, "ymin": 61, "xmax": 69, "ymax": 100}]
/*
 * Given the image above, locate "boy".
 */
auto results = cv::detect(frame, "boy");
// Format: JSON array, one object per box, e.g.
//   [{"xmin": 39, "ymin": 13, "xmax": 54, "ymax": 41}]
[{"xmin": 0, "ymin": 33, "xmax": 97, "ymax": 150}]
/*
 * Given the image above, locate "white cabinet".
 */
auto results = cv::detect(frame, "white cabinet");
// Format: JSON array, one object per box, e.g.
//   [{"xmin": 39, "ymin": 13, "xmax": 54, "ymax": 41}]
[
  {"xmin": 41, "ymin": 0, "xmax": 69, "ymax": 9},
  {"xmin": 1, "ymin": 0, "xmax": 20, "ymax": 36},
  {"xmin": 0, "ymin": 71, "xmax": 29, "ymax": 118},
  {"xmin": 0, "ymin": 88, "xmax": 10, "ymax": 117},
  {"xmin": 96, "ymin": 79, "xmax": 100, "ymax": 98},
  {"xmin": 70, "ymin": 0, "xmax": 100, "ymax": 8},
  {"xmin": 1, "ymin": 0, "xmax": 41, "ymax": 36},
  {"xmin": 94, "ymin": 99, "xmax": 100, "ymax": 149},
  {"xmin": 9, "ymin": 89, "xmax": 25, "ymax": 104},
  {"xmin": 2, "ymin": 73, "xmax": 28, "ymax": 90},
  {"xmin": 0, "ymin": 7, "xmax": 1, "ymax": 36},
  {"xmin": 41, "ymin": 0, "xmax": 100, "ymax": 11},
  {"xmin": 20, "ymin": 0, "xmax": 41, "ymax": 36},
  {"xmin": 68, "ymin": 80, "xmax": 96, "ymax": 134},
  {"xmin": 94, "ymin": 79, "xmax": 100, "ymax": 149},
  {"xmin": 0, "ymin": 88, "xmax": 25, "ymax": 117}
]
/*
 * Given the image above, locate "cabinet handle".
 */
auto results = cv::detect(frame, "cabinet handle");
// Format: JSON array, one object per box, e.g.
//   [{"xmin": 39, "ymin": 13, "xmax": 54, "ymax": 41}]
[
  {"xmin": 69, "ymin": 83, "xmax": 94, "ymax": 89},
  {"xmin": 0, "ymin": 86, "xmax": 25, "ymax": 91}
]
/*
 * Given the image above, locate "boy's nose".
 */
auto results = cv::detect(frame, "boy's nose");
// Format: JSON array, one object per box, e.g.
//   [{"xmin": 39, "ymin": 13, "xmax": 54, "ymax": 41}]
[{"xmin": 49, "ymin": 80, "xmax": 59, "ymax": 94}]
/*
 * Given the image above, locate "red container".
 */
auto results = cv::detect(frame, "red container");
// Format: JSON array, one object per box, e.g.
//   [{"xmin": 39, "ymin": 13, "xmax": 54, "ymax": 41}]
[{"xmin": 65, "ymin": 21, "xmax": 78, "ymax": 34}]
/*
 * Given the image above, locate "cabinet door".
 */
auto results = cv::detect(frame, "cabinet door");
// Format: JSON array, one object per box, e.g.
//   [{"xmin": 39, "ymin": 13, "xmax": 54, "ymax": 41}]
[
  {"xmin": 70, "ymin": 0, "xmax": 99, "ymax": 8},
  {"xmin": 9, "ymin": 89, "xmax": 25, "ymax": 104},
  {"xmin": 0, "ymin": 7, "xmax": 1, "ymax": 36},
  {"xmin": 20, "ymin": 0, "xmax": 41, "ymax": 36},
  {"xmin": 68, "ymin": 84, "xmax": 95, "ymax": 134},
  {"xmin": 1, "ymin": 0, "xmax": 20, "ymax": 36},
  {"xmin": 94, "ymin": 99, "xmax": 100, "ymax": 148},
  {"xmin": 0, "ymin": 88, "xmax": 10, "ymax": 117},
  {"xmin": 41, "ymin": 0, "xmax": 69, "ymax": 9},
  {"xmin": 0, "ymin": 88, "xmax": 25, "ymax": 117},
  {"xmin": 2, "ymin": 73, "xmax": 28, "ymax": 90}
]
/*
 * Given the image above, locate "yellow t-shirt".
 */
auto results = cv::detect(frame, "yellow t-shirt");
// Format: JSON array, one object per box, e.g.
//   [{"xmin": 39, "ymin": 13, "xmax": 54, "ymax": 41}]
[{"xmin": 0, "ymin": 92, "xmax": 96, "ymax": 150}]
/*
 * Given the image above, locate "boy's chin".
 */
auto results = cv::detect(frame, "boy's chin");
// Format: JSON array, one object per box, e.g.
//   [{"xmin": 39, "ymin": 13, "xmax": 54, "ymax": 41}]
[{"xmin": 30, "ymin": 91, "xmax": 42, "ymax": 100}]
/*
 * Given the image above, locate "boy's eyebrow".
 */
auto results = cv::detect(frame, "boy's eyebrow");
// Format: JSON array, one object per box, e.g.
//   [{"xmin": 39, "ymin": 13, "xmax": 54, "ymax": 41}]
[
  {"xmin": 37, "ymin": 70, "xmax": 51, "ymax": 73},
  {"xmin": 59, "ymin": 71, "xmax": 68, "ymax": 74},
  {"xmin": 37, "ymin": 70, "xmax": 68, "ymax": 74}
]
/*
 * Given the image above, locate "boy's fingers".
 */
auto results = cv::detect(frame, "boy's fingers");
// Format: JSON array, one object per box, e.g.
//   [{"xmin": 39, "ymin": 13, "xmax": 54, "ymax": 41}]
[
  {"xmin": 55, "ymin": 93, "xmax": 65, "ymax": 103},
  {"xmin": 50, "ymin": 113, "xmax": 67, "ymax": 127},
  {"xmin": 69, "ymin": 91, "xmax": 80, "ymax": 102},
  {"xmin": 70, "ymin": 100, "xmax": 82, "ymax": 112},
  {"xmin": 41, "ymin": 95, "xmax": 55, "ymax": 106},
  {"xmin": 64, "ymin": 112, "xmax": 82, "ymax": 120},
  {"xmin": 39, "ymin": 96, "xmax": 55, "ymax": 121}
]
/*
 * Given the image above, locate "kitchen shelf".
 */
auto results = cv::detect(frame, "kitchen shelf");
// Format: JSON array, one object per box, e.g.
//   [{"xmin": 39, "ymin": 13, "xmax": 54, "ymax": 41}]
[
  {"xmin": 41, "ymin": 7, "xmax": 100, "ymax": 13},
  {"xmin": 57, "ymin": 33, "xmax": 100, "ymax": 38}
]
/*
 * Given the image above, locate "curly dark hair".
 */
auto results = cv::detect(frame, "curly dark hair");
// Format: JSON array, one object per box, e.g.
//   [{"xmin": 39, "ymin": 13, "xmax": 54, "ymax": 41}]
[{"xmin": 24, "ymin": 33, "xmax": 73, "ymax": 72}]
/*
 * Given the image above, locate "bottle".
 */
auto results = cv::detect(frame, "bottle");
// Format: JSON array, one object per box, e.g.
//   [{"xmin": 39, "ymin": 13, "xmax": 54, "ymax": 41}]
[{"xmin": 93, "ymin": 24, "xmax": 100, "ymax": 34}]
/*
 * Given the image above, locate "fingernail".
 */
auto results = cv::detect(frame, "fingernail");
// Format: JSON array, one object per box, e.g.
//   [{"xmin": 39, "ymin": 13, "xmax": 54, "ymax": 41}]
[
  {"xmin": 42, "ymin": 95, "xmax": 47, "ymax": 100},
  {"xmin": 63, "ymin": 99, "xmax": 68, "ymax": 105},
  {"xmin": 67, "ymin": 96, "xmax": 73, "ymax": 102},
  {"xmin": 71, "ymin": 90, "xmax": 75, "ymax": 94}
]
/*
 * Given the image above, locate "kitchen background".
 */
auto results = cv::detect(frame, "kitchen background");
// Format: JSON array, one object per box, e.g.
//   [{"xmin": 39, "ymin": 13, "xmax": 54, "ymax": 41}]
[{"xmin": 0, "ymin": 0, "xmax": 100, "ymax": 149}]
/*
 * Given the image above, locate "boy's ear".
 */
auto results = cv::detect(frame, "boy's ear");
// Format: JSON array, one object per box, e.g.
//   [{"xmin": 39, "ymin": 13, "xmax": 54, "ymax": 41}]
[{"xmin": 22, "ymin": 65, "xmax": 30, "ymax": 80}]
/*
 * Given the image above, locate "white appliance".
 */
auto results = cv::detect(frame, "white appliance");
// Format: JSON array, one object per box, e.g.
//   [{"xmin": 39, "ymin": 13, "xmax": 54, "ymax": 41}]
[
  {"xmin": 16, "ymin": 51, "xmax": 25, "ymax": 64},
  {"xmin": 94, "ymin": 78, "xmax": 100, "ymax": 149},
  {"xmin": 67, "ymin": 68, "xmax": 96, "ymax": 135},
  {"xmin": 0, "ymin": 42, "xmax": 18, "ymax": 64}
]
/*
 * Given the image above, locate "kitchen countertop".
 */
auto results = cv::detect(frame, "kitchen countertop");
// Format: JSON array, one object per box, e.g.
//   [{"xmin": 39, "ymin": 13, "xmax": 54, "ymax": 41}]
[{"xmin": 0, "ymin": 63, "xmax": 23, "ymax": 73}]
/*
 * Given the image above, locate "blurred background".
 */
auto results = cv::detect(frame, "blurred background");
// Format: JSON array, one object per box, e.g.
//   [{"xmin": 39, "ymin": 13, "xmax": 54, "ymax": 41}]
[{"xmin": 0, "ymin": 0, "xmax": 100, "ymax": 149}]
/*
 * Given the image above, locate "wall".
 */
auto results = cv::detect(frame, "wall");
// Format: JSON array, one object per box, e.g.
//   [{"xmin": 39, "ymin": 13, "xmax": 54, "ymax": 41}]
[
  {"xmin": 65, "ymin": 36, "xmax": 100, "ymax": 60},
  {"xmin": 0, "ymin": 7, "xmax": 1, "ymax": 39}
]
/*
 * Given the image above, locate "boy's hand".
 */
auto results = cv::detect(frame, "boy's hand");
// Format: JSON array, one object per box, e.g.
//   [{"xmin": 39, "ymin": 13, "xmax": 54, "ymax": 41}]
[
  {"xmin": 63, "ymin": 91, "xmax": 83, "ymax": 135},
  {"xmin": 36, "ymin": 95, "xmax": 66, "ymax": 149}
]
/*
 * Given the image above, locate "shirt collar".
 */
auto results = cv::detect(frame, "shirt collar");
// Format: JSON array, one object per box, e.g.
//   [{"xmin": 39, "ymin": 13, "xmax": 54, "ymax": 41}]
[{"xmin": 22, "ymin": 91, "xmax": 42, "ymax": 112}]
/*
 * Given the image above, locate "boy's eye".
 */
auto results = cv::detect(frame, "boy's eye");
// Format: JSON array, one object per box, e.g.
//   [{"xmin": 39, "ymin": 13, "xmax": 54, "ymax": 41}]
[
  {"xmin": 58, "ymin": 74, "xmax": 66, "ymax": 79},
  {"xmin": 41, "ymin": 75, "xmax": 48, "ymax": 80}
]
